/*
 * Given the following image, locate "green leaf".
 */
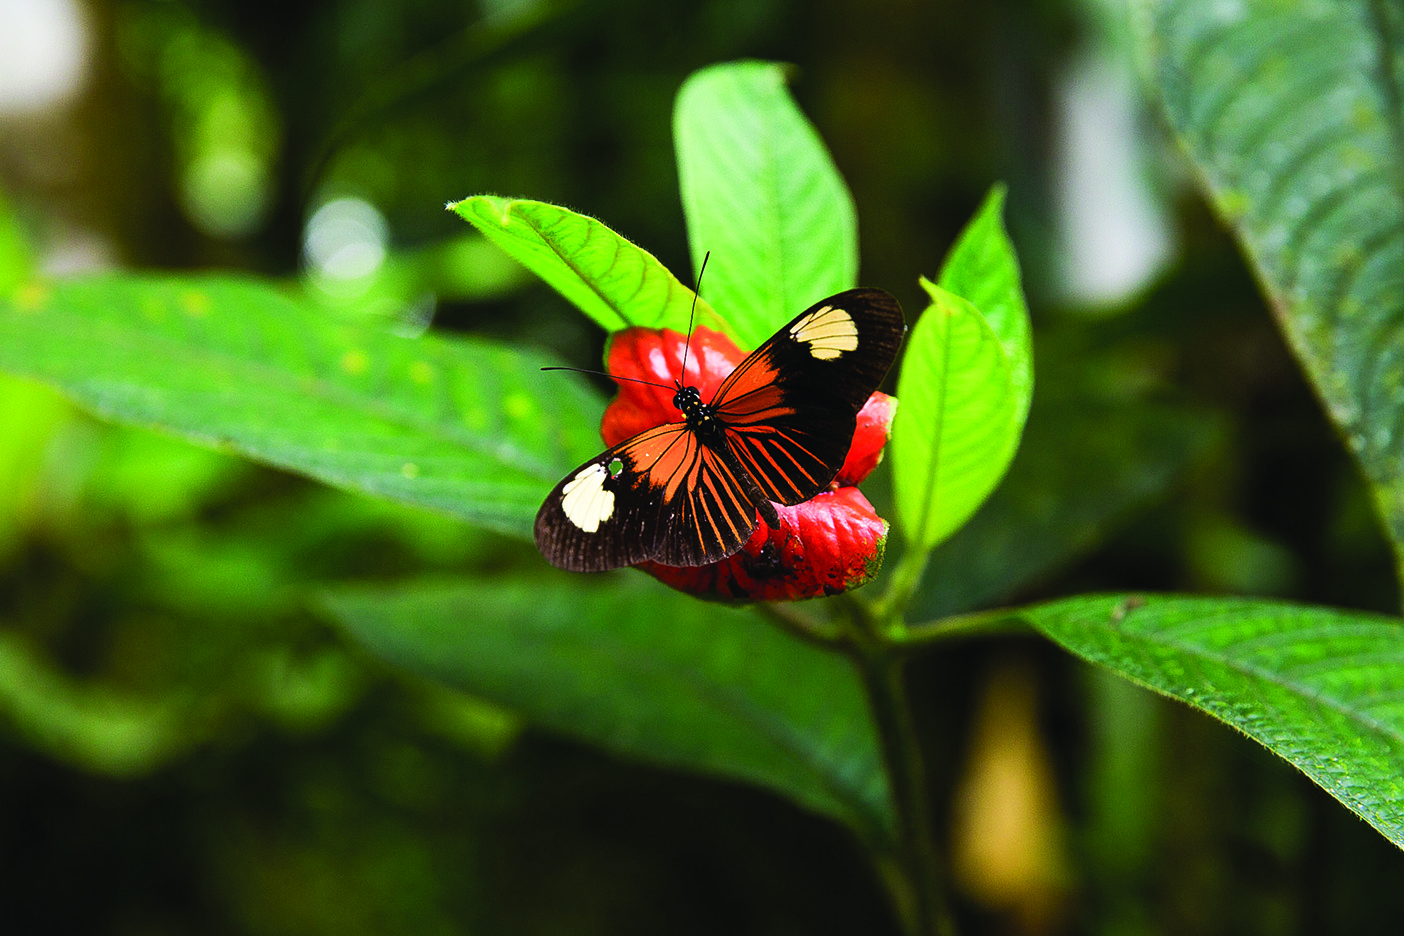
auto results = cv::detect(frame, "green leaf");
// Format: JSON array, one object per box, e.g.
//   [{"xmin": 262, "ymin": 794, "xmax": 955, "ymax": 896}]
[
  {"xmin": 323, "ymin": 574, "xmax": 893, "ymax": 840},
  {"xmin": 912, "ymin": 398, "xmax": 1219, "ymax": 619},
  {"xmin": 0, "ymin": 375, "xmax": 71, "ymax": 555},
  {"xmin": 1019, "ymin": 594, "xmax": 1404, "ymax": 848},
  {"xmin": 451, "ymin": 196, "xmax": 723, "ymax": 336},
  {"xmin": 0, "ymin": 276, "xmax": 604, "ymax": 539},
  {"xmin": 937, "ymin": 184, "xmax": 1033, "ymax": 425},
  {"xmin": 674, "ymin": 61, "xmax": 857, "ymax": 348},
  {"xmin": 891, "ymin": 282, "xmax": 1021, "ymax": 552},
  {"xmin": 1135, "ymin": 0, "xmax": 1404, "ymax": 572}
]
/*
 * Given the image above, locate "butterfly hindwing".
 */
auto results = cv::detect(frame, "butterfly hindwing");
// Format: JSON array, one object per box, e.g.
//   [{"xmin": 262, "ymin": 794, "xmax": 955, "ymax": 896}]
[
  {"xmin": 712, "ymin": 288, "xmax": 906, "ymax": 505},
  {"xmin": 534, "ymin": 422, "xmax": 762, "ymax": 572}
]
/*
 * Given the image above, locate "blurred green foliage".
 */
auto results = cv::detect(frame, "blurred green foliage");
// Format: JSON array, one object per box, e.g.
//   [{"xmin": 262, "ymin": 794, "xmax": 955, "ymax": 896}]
[{"xmin": 1, "ymin": 0, "xmax": 1403, "ymax": 934}]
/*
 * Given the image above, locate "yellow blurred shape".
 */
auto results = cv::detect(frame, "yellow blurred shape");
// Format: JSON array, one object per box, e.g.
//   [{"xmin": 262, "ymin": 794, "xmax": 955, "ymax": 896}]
[
  {"xmin": 180, "ymin": 289, "xmax": 211, "ymax": 317},
  {"xmin": 13, "ymin": 280, "xmax": 48, "ymax": 311},
  {"xmin": 952, "ymin": 659, "xmax": 1068, "ymax": 933},
  {"xmin": 340, "ymin": 349, "xmax": 369, "ymax": 376}
]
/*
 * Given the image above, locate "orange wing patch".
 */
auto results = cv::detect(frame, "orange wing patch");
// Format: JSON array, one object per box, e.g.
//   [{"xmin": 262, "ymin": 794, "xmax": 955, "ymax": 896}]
[
  {"xmin": 620, "ymin": 423, "xmax": 700, "ymax": 503},
  {"xmin": 711, "ymin": 349, "xmax": 782, "ymax": 405},
  {"xmin": 612, "ymin": 423, "xmax": 761, "ymax": 565}
]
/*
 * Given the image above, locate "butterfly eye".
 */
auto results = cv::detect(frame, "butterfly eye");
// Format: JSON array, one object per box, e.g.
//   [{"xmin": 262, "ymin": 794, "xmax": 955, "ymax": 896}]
[{"xmin": 607, "ymin": 457, "xmax": 624, "ymax": 478}]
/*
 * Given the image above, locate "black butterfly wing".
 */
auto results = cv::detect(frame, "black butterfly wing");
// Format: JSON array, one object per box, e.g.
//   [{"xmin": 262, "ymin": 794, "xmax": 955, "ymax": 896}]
[
  {"xmin": 534, "ymin": 422, "xmax": 763, "ymax": 571},
  {"xmin": 710, "ymin": 288, "xmax": 906, "ymax": 505}
]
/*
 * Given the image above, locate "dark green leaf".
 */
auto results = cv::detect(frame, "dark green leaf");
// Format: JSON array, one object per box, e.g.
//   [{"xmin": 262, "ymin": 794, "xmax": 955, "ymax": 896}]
[
  {"xmin": 0, "ymin": 630, "xmax": 192, "ymax": 776},
  {"xmin": 0, "ymin": 276, "xmax": 603, "ymax": 539},
  {"xmin": 1021, "ymin": 594, "xmax": 1404, "ymax": 847},
  {"xmin": 1136, "ymin": 0, "xmax": 1404, "ymax": 568},
  {"xmin": 912, "ymin": 398, "xmax": 1218, "ymax": 619},
  {"xmin": 674, "ymin": 61, "xmax": 857, "ymax": 347},
  {"xmin": 323, "ymin": 574, "xmax": 894, "ymax": 840}
]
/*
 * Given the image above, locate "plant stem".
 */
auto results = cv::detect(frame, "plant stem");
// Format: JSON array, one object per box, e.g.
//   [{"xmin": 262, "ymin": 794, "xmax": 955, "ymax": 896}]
[
  {"xmin": 756, "ymin": 600, "xmax": 843, "ymax": 647},
  {"xmin": 851, "ymin": 639, "xmax": 955, "ymax": 936},
  {"xmin": 898, "ymin": 607, "xmax": 1029, "ymax": 646},
  {"xmin": 871, "ymin": 542, "xmax": 931, "ymax": 626}
]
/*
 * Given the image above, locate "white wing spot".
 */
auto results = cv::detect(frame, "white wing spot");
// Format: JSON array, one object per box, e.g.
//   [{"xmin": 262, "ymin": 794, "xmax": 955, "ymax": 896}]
[
  {"xmin": 789, "ymin": 305, "xmax": 859, "ymax": 360},
  {"xmin": 561, "ymin": 462, "xmax": 616, "ymax": 532}
]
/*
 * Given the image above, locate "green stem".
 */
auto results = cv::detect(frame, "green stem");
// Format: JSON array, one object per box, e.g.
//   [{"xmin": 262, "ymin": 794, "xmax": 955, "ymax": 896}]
[
  {"xmin": 756, "ymin": 601, "xmax": 843, "ymax": 647},
  {"xmin": 872, "ymin": 542, "xmax": 931, "ymax": 628},
  {"xmin": 898, "ymin": 607, "xmax": 1029, "ymax": 646},
  {"xmin": 851, "ymin": 639, "xmax": 956, "ymax": 936}
]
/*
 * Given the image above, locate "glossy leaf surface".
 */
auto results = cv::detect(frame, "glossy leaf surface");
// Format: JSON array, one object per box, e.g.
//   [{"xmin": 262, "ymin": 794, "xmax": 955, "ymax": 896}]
[
  {"xmin": 891, "ymin": 282, "xmax": 1020, "ymax": 551},
  {"xmin": 452, "ymin": 196, "xmax": 722, "ymax": 336},
  {"xmin": 1137, "ymin": 0, "xmax": 1404, "ymax": 569},
  {"xmin": 674, "ymin": 61, "xmax": 857, "ymax": 348},
  {"xmin": 0, "ymin": 276, "xmax": 602, "ymax": 538},
  {"xmin": 937, "ymin": 184, "xmax": 1032, "ymax": 425},
  {"xmin": 1021, "ymin": 594, "xmax": 1404, "ymax": 847}
]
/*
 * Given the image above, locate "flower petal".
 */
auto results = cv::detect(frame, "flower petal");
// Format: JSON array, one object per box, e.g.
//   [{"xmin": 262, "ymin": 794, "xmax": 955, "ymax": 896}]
[
  {"xmin": 600, "ymin": 326, "xmax": 742, "ymax": 446},
  {"xmin": 641, "ymin": 486, "xmax": 889, "ymax": 601},
  {"xmin": 837, "ymin": 392, "xmax": 897, "ymax": 485}
]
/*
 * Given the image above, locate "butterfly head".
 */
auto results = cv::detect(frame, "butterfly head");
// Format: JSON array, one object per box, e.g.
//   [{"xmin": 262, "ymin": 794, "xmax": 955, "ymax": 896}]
[{"xmin": 672, "ymin": 383, "xmax": 703, "ymax": 416}]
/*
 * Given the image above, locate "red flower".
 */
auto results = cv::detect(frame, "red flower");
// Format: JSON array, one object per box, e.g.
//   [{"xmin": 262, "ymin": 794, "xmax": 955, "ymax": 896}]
[{"xmin": 601, "ymin": 325, "xmax": 895, "ymax": 601}]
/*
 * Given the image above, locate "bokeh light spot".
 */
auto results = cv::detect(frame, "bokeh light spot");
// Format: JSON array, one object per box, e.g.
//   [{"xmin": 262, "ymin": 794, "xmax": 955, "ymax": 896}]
[{"xmin": 0, "ymin": 0, "xmax": 90, "ymax": 115}]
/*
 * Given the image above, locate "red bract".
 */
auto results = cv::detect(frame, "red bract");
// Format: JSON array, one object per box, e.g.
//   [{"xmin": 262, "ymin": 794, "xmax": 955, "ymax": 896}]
[{"xmin": 601, "ymin": 325, "xmax": 895, "ymax": 601}]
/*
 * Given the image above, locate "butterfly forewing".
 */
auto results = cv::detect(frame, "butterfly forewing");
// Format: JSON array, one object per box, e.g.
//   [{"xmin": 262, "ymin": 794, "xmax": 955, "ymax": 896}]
[
  {"xmin": 534, "ymin": 422, "xmax": 762, "ymax": 571},
  {"xmin": 712, "ymin": 288, "xmax": 906, "ymax": 505}
]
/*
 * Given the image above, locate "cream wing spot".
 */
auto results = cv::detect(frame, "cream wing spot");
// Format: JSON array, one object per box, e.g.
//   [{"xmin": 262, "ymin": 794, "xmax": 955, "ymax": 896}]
[
  {"xmin": 560, "ymin": 462, "xmax": 617, "ymax": 532},
  {"xmin": 789, "ymin": 305, "xmax": 859, "ymax": 360}
]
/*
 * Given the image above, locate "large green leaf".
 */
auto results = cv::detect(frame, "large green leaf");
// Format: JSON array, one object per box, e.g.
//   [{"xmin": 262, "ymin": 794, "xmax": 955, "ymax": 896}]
[
  {"xmin": 674, "ymin": 61, "xmax": 857, "ymax": 348},
  {"xmin": 890, "ymin": 282, "xmax": 1021, "ymax": 552},
  {"xmin": 912, "ymin": 398, "xmax": 1218, "ymax": 620},
  {"xmin": 1135, "ymin": 0, "xmax": 1404, "ymax": 573},
  {"xmin": 0, "ymin": 276, "xmax": 603, "ymax": 539},
  {"xmin": 1020, "ymin": 594, "xmax": 1404, "ymax": 847},
  {"xmin": 323, "ymin": 574, "xmax": 893, "ymax": 840},
  {"xmin": 451, "ymin": 196, "xmax": 724, "ymax": 336},
  {"xmin": 937, "ymin": 184, "xmax": 1033, "ymax": 426}
]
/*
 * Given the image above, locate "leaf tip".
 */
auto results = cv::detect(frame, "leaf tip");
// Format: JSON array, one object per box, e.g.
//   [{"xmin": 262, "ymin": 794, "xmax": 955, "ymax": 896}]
[
  {"xmin": 981, "ymin": 181, "xmax": 1009, "ymax": 213},
  {"xmin": 917, "ymin": 275, "xmax": 952, "ymax": 307}
]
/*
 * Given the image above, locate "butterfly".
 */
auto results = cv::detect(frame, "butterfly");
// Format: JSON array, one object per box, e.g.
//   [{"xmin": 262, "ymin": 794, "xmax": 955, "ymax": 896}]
[{"xmin": 535, "ymin": 288, "xmax": 906, "ymax": 572}]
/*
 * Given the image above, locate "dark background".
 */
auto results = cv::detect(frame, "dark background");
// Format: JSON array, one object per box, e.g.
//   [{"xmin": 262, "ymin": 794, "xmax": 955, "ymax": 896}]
[{"xmin": 1, "ymin": 0, "xmax": 1401, "ymax": 933}]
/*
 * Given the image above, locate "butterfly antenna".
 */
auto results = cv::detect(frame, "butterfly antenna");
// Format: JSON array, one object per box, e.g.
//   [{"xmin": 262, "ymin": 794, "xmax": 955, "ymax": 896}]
[
  {"xmin": 678, "ymin": 250, "xmax": 710, "ymax": 389},
  {"xmin": 539, "ymin": 366, "xmax": 676, "ymax": 392}
]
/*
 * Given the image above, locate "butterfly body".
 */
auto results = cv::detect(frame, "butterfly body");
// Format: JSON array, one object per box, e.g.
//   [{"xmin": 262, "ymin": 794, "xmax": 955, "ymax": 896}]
[
  {"xmin": 535, "ymin": 288, "xmax": 905, "ymax": 572},
  {"xmin": 670, "ymin": 383, "xmax": 783, "ymax": 532}
]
